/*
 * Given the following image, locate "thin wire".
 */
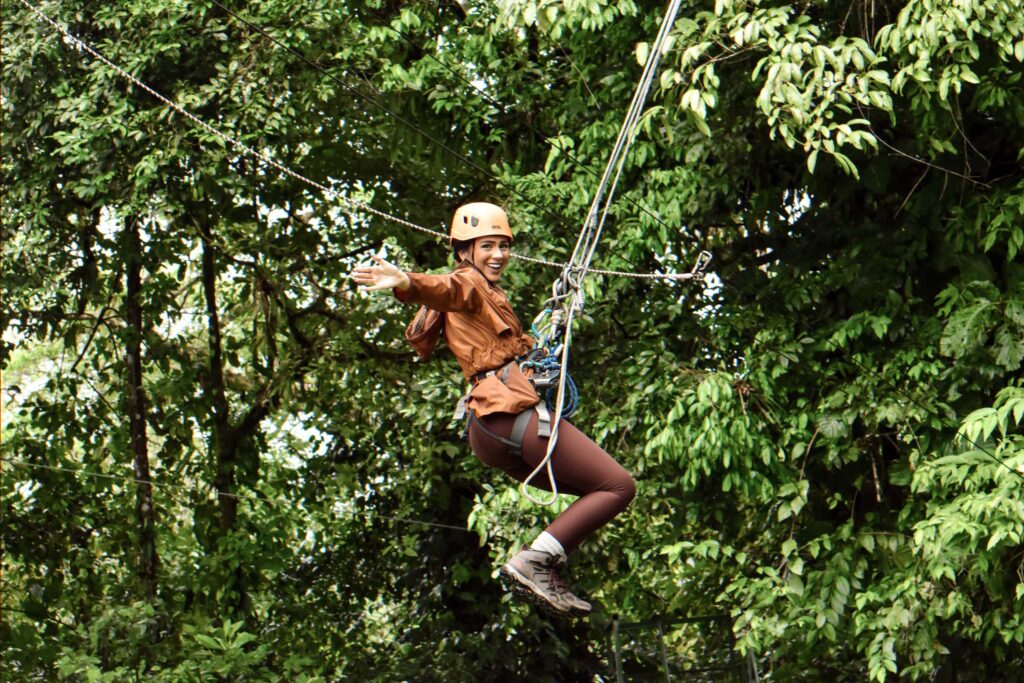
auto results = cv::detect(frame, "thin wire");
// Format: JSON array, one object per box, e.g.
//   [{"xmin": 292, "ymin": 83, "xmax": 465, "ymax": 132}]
[
  {"xmin": 14, "ymin": 3, "xmax": 431, "ymax": 233},
  {"xmin": 16, "ymin": 0, "xmax": 695, "ymax": 281},
  {"xmin": 817, "ymin": 337, "xmax": 1024, "ymax": 485},
  {"xmin": 1, "ymin": 456, "xmax": 476, "ymax": 534},
  {"xmin": 578, "ymin": 2, "xmax": 679, "ymax": 281}
]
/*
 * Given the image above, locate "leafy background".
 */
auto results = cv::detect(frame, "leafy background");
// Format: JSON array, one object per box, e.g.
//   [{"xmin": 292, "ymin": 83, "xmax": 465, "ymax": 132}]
[{"xmin": 3, "ymin": 0, "xmax": 1023, "ymax": 680}]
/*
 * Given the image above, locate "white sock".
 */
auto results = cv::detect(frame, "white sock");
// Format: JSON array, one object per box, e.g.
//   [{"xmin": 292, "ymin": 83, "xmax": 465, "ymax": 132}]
[{"xmin": 530, "ymin": 531, "xmax": 566, "ymax": 561}]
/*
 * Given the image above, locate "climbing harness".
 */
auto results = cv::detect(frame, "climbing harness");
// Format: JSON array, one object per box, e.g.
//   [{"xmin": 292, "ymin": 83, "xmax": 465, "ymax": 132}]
[
  {"xmin": 517, "ymin": 0, "xmax": 712, "ymax": 506},
  {"xmin": 453, "ymin": 348, "xmax": 553, "ymax": 436},
  {"xmin": 466, "ymin": 406, "xmax": 545, "ymax": 457},
  {"xmin": 521, "ymin": 349, "xmax": 579, "ymax": 420}
]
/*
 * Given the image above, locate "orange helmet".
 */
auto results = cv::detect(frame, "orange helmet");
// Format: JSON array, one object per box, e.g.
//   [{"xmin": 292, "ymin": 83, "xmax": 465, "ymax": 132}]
[{"xmin": 449, "ymin": 202, "xmax": 513, "ymax": 245}]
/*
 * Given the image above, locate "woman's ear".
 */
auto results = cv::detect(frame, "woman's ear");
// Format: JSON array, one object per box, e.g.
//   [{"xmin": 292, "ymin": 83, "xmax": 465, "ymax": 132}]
[{"xmin": 451, "ymin": 237, "xmax": 475, "ymax": 262}]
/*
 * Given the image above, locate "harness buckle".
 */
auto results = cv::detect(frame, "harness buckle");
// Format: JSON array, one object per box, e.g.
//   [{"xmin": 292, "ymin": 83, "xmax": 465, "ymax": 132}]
[
  {"xmin": 531, "ymin": 367, "xmax": 560, "ymax": 391},
  {"xmin": 535, "ymin": 402, "xmax": 552, "ymax": 438},
  {"xmin": 453, "ymin": 394, "xmax": 468, "ymax": 421}
]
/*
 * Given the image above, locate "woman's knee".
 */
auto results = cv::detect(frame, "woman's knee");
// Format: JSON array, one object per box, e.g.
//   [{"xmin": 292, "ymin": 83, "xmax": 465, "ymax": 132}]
[{"xmin": 615, "ymin": 472, "xmax": 637, "ymax": 508}]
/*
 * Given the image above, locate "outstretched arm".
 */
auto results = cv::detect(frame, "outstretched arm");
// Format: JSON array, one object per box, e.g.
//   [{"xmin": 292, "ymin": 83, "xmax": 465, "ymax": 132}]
[{"xmin": 349, "ymin": 256, "xmax": 485, "ymax": 313}]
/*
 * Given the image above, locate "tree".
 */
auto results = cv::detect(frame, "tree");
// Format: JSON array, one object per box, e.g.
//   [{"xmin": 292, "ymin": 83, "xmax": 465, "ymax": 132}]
[{"xmin": 3, "ymin": 0, "xmax": 1023, "ymax": 680}]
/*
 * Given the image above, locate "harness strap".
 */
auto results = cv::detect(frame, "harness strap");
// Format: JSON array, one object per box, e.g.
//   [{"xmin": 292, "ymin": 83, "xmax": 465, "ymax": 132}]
[
  {"xmin": 507, "ymin": 408, "xmax": 534, "ymax": 456},
  {"xmin": 467, "ymin": 408, "xmax": 535, "ymax": 458},
  {"xmin": 469, "ymin": 348, "xmax": 547, "ymax": 385},
  {"xmin": 470, "ymin": 369, "xmax": 497, "ymax": 385},
  {"xmin": 453, "ymin": 395, "xmax": 468, "ymax": 421}
]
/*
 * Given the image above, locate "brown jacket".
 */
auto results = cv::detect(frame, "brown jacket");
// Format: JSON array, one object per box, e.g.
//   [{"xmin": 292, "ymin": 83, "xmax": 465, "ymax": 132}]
[{"xmin": 396, "ymin": 263, "xmax": 539, "ymax": 417}]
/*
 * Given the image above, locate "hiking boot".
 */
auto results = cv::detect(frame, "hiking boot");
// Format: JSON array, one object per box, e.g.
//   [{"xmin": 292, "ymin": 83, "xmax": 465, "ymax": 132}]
[
  {"xmin": 554, "ymin": 574, "xmax": 592, "ymax": 616},
  {"xmin": 499, "ymin": 547, "xmax": 592, "ymax": 617}
]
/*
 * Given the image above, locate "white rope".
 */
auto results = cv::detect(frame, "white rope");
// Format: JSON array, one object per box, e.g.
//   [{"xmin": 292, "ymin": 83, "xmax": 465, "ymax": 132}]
[
  {"xmin": 519, "ymin": 0, "xmax": 689, "ymax": 506},
  {"xmin": 16, "ymin": 0, "xmax": 702, "ymax": 282}
]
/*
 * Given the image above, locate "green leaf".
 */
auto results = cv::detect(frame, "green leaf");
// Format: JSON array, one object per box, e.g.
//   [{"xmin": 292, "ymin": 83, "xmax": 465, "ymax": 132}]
[
  {"xmin": 635, "ymin": 41, "xmax": 650, "ymax": 66},
  {"xmin": 193, "ymin": 634, "xmax": 222, "ymax": 650},
  {"xmin": 941, "ymin": 300, "xmax": 994, "ymax": 358},
  {"xmin": 993, "ymin": 325, "xmax": 1024, "ymax": 370}
]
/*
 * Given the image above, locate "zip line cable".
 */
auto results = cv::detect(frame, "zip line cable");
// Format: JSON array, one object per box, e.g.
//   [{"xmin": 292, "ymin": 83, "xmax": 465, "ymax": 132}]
[
  {"xmin": 0, "ymin": 456, "xmax": 476, "ymax": 534},
  {"xmin": 519, "ymin": 0, "xmax": 689, "ymax": 506},
  {"xmin": 16, "ymin": 0, "xmax": 699, "ymax": 281},
  {"xmin": 12, "ymin": 2, "xmax": 440, "ymax": 250},
  {"xmin": 354, "ymin": 0, "xmax": 692, "ymax": 247}
]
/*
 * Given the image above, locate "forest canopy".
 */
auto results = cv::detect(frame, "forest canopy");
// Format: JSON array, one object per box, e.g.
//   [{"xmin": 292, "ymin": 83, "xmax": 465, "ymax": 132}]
[{"xmin": 3, "ymin": 0, "xmax": 1024, "ymax": 680}]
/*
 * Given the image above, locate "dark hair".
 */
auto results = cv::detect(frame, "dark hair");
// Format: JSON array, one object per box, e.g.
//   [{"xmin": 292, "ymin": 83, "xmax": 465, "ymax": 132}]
[{"xmin": 452, "ymin": 238, "xmax": 473, "ymax": 262}]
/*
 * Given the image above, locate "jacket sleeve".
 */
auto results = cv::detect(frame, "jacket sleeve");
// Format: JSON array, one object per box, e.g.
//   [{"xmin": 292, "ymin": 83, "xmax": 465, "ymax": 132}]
[{"xmin": 393, "ymin": 268, "xmax": 486, "ymax": 313}]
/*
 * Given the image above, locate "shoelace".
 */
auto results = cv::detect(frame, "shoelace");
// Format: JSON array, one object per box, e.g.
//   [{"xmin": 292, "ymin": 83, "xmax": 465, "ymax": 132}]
[
  {"xmin": 526, "ymin": 556, "xmax": 567, "ymax": 596},
  {"xmin": 523, "ymin": 552, "xmax": 579, "ymax": 603},
  {"xmin": 548, "ymin": 568, "xmax": 571, "ymax": 597}
]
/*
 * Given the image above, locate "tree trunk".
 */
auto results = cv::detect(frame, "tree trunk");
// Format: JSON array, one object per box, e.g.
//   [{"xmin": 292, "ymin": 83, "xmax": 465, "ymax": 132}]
[
  {"xmin": 200, "ymin": 227, "xmax": 236, "ymax": 534},
  {"xmin": 124, "ymin": 214, "xmax": 158, "ymax": 597}
]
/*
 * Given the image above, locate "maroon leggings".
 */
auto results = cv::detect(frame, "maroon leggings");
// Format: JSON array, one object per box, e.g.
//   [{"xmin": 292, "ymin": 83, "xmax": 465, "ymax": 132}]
[{"xmin": 468, "ymin": 410, "xmax": 636, "ymax": 554}]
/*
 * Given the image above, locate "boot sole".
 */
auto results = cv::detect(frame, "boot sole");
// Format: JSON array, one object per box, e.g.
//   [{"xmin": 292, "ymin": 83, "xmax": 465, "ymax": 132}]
[{"xmin": 499, "ymin": 563, "xmax": 572, "ymax": 617}]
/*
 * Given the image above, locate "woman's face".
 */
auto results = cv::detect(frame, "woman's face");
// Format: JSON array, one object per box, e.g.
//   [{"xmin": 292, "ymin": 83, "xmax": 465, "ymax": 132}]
[{"xmin": 461, "ymin": 237, "xmax": 512, "ymax": 283}]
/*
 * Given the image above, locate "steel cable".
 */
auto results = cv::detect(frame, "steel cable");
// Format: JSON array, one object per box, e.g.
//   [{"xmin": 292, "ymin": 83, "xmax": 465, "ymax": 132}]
[{"xmin": 14, "ymin": 0, "xmax": 701, "ymax": 281}]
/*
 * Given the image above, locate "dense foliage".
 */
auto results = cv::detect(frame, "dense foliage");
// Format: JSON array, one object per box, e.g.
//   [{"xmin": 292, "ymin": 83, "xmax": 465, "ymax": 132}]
[{"xmin": 3, "ymin": 0, "xmax": 1023, "ymax": 679}]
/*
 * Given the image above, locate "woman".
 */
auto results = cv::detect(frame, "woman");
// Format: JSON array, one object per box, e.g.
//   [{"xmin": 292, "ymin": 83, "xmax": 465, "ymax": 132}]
[{"xmin": 351, "ymin": 202, "xmax": 636, "ymax": 616}]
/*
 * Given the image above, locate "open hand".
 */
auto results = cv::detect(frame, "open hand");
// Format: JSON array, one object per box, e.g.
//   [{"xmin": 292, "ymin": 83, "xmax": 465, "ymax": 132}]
[{"xmin": 350, "ymin": 255, "xmax": 411, "ymax": 292}]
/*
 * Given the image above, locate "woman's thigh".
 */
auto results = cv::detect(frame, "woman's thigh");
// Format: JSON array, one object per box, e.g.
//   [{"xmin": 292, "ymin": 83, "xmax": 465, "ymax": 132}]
[{"xmin": 470, "ymin": 410, "xmax": 633, "ymax": 498}]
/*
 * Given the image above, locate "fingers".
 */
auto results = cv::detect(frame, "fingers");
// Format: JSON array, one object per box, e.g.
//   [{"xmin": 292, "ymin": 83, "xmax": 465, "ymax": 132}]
[
  {"xmin": 350, "ymin": 266, "xmax": 382, "ymax": 283},
  {"xmin": 349, "ymin": 255, "xmax": 398, "ymax": 293}
]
